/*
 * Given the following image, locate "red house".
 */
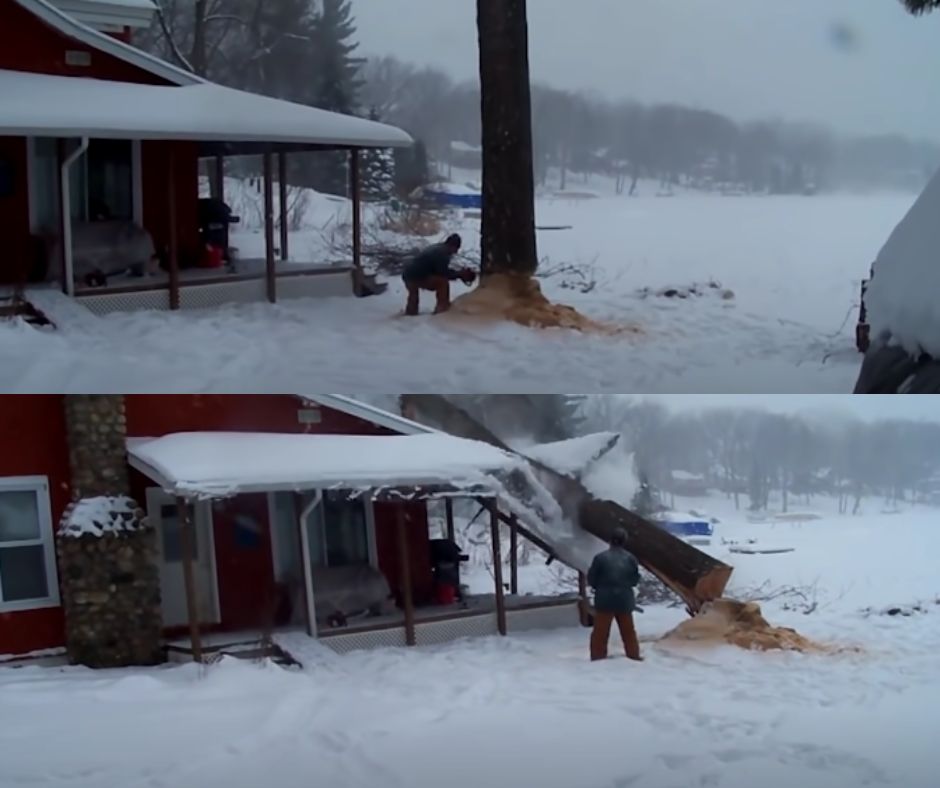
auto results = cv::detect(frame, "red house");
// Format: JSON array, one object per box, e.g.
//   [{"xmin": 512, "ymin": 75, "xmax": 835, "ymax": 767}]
[
  {"xmin": 0, "ymin": 395, "xmax": 580, "ymax": 666},
  {"xmin": 0, "ymin": 0, "xmax": 411, "ymax": 316}
]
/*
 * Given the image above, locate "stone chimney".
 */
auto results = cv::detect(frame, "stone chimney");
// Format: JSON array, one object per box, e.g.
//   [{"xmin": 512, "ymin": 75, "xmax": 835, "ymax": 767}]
[
  {"xmin": 63, "ymin": 396, "xmax": 130, "ymax": 499},
  {"xmin": 58, "ymin": 396, "xmax": 163, "ymax": 668}
]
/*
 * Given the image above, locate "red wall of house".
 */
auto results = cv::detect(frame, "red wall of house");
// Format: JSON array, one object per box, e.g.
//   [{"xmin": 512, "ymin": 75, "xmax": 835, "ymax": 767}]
[
  {"xmin": 141, "ymin": 141, "xmax": 201, "ymax": 267},
  {"xmin": 0, "ymin": 395, "xmax": 70, "ymax": 655},
  {"xmin": 0, "ymin": 0, "xmax": 169, "ymax": 83},
  {"xmin": 124, "ymin": 396, "xmax": 433, "ymax": 627},
  {"xmin": 210, "ymin": 494, "xmax": 275, "ymax": 630},
  {"xmin": 0, "ymin": 1, "xmax": 202, "ymax": 284},
  {"xmin": 123, "ymin": 395, "xmax": 398, "ymax": 439},
  {"xmin": 373, "ymin": 502, "xmax": 434, "ymax": 606}
]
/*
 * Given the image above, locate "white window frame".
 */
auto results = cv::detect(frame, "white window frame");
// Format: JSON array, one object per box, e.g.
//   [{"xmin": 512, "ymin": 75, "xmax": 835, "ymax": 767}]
[
  {"xmin": 317, "ymin": 491, "xmax": 377, "ymax": 569},
  {"xmin": 0, "ymin": 476, "xmax": 61, "ymax": 613},
  {"xmin": 268, "ymin": 491, "xmax": 378, "ymax": 574},
  {"xmin": 26, "ymin": 136, "xmax": 144, "ymax": 233}
]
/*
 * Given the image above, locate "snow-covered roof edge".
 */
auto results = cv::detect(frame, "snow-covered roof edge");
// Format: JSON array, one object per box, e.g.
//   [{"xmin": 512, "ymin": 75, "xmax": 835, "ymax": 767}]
[
  {"xmin": 16, "ymin": 0, "xmax": 199, "ymax": 86},
  {"xmin": 125, "ymin": 432, "xmax": 517, "ymax": 499},
  {"xmin": 50, "ymin": 0, "xmax": 156, "ymax": 31}
]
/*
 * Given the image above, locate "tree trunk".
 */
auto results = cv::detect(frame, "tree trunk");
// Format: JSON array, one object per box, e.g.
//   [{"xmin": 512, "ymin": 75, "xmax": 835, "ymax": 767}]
[
  {"xmin": 476, "ymin": 0, "xmax": 538, "ymax": 277},
  {"xmin": 401, "ymin": 395, "xmax": 733, "ymax": 614},
  {"xmin": 189, "ymin": 0, "xmax": 210, "ymax": 77}
]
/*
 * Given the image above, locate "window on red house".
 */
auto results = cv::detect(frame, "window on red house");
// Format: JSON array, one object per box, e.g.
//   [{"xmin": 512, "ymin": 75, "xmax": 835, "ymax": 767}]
[
  {"xmin": 30, "ymin": 138, "xmax": 136, "ymax": 233},
  {"xmin": 0, "ymin": 478, "xmax": 59, "ymax": 612},
  {"xmin": 270, "ymin": 491, "xmax": 372, "ymax": 578}
]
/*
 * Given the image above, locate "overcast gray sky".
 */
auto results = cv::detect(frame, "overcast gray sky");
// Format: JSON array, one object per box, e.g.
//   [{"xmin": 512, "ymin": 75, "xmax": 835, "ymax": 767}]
[
  {"xmin": 356, "ymin": 0, "xmax": 940, "ymax": 141},
  {"xmin": 648, "ymin": 395, "xmax": 940, "ymax": 423}
]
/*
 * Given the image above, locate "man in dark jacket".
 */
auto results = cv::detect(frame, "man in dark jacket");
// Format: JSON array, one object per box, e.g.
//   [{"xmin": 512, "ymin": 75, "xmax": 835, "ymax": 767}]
[
  {"xmin": 587, "ymin": 529, "xmax": 643, "ymax": 662},
  {"xmin": 402, "ymin": 234, "xmax": 476, "ymax": 315}
]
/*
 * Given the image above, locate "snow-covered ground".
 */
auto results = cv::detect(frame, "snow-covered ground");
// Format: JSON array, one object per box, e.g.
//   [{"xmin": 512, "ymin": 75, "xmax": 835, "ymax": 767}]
[
  {"xmin": 2, "ymin": 493, "xmax": 938, "ymax": 788},
  {"xmin": 0, "ymin": 176, "xmax": 916, "ymax": 393}
]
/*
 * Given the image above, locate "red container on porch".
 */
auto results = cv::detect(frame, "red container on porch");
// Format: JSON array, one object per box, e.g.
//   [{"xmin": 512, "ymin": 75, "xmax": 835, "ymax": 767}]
[
  {"xmin": 434, "ymin": 583, "xmax": 457, "ymax": 606},
  {"xmin": 201, "ymin": 244, "xmax": 225, "ymax": 268}
]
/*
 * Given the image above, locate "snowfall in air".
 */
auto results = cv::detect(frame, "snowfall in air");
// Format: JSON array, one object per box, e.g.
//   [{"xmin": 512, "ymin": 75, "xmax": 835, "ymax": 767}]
[
  {"xmin": 2, "ymin": 491, "xmax": 939, "ymax": 788},
  {"xmin": 0, "ymin": 175, "xmax": 915, "ymax": 393}
]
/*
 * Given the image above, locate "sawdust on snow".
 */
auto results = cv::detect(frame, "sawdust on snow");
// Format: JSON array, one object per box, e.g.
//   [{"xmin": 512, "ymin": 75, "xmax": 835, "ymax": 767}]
[
  {"xmin": 660, "ymin": 599, "xmax": 841, "ymax": 654},
  {"xmin": 444, "ymin": 273, "xmax": 642, "ymax": 336}
]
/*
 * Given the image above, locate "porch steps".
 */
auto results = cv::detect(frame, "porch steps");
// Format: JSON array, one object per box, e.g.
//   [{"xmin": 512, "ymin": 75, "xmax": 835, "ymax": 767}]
[
  {"xmin": 165, "ymin": 637, "xmax": 303, "ymax": 669},
  {"xmin": 21, "ymin": 288, "xmax": 104, "ymax": 333}
]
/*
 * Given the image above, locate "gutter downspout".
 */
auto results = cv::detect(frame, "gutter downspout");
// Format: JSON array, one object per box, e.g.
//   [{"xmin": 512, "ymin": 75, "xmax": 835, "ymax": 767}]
[
  {"xmin": 61, "ymin": 137, "xmax": 89, "ymax": 297},
  {"xmin": 299, "ymin": 491, "xmax": 322, "ymax": 637}
]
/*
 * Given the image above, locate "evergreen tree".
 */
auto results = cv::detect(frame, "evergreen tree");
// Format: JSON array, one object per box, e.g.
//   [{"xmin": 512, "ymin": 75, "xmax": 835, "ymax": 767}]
[
  {"xmin": 362, "ymin": 107, "xmax": 396, "ymax": 200},
  {"xmin": 306, "ymin": 0, "xmax": 364, "ymax": 195},
  {"xmin": 393, "ymin": 139, "xmax": 430, "ymax": 197}
]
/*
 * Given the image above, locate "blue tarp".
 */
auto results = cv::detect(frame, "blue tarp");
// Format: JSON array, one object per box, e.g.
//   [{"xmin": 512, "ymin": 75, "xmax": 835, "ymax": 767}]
[
  {"xmin": 423, "ymin": 189, "xmax": 483, "ymax": 209},
  {"xmin": 658, "ymin": 519, "xmax": 714, "ymax": 538}
]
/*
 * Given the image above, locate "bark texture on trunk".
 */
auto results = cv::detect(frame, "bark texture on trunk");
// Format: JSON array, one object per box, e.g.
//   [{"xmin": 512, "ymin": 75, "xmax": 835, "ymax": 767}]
[
  {"xmin": 401, "ymin": 395, "xmax": 733, "ymax": 614},
  {"xmin": 477, "ymin": 0, "xmax": 538, "ymax": 277}
]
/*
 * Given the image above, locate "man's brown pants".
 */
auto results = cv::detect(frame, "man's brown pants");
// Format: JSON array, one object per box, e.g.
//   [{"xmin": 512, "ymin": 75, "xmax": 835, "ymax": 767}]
[
  {"xmin": 590, "ymin": 611, "xmax": 641, "ymax": 661},
  {"xmin": 405, "ymin": 276, "xmax": 450, "ymax": 316}
]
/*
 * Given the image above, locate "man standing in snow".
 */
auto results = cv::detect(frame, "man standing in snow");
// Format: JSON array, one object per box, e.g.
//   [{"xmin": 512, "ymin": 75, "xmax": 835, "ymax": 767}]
[
  {"xmin": 402, "ymin": 234, "xmax": 476, "ymax": 315},
  {"xmin": 587, "ymin": 529, "xmax": 643, "ymax": 662}
]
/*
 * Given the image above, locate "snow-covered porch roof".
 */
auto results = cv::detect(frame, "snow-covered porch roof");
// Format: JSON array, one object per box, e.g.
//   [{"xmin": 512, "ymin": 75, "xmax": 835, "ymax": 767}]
[
  {"xmin": 126, "ymin": 432, "xmax": 523, "ymax": 500},
  {"xmin": 0, "ymin": 69, "xmax": 413, "ymax": 150}
]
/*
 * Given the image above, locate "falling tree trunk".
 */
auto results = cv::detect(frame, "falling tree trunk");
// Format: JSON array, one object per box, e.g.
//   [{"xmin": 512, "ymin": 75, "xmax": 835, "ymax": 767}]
[
  {"xmin": 477, "ymin": 0, "xmax": 538, "ymax": 277},
  {"xmin": 401, "ymin": 395, "xmax": 733, "ymax": 614}
]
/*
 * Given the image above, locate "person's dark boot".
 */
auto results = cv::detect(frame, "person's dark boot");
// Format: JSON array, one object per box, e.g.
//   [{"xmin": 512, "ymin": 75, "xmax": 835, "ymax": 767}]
[{"xmin": 405, "ymin": 289, "xmax": 420, "ymax": 316}]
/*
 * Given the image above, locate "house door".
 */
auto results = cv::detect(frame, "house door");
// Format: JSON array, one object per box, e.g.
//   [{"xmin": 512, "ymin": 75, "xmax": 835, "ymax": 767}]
[
  {"xmin": 146, "ymin": 489, "xmax": 219, "ymax": 628},
  {"xmin": 211, "ymin": 495, "xmax": 275, "ymax": 630}
]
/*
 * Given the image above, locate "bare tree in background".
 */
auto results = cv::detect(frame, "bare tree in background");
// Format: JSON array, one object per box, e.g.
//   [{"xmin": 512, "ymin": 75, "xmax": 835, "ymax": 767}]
[
  {"xmin": 476, "ymin": 0, "xmax": 539, "ymax": 277},
  {"xmin": 901, "ymin": 0, "xmax": 940, "ymax": 12}
]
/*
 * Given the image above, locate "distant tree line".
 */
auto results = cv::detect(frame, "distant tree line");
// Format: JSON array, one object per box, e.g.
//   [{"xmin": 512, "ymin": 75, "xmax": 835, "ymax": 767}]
[
  {"xmin": 577, "ymin": 397, "xmax": 940, "ymax": 514},
  {"xmin": 361, "ymin": 55, "xmax": 940, "ymax": 195},
  {"xmin": 140, "ymin": 2, "xmax": 940, "ymax": 197}
]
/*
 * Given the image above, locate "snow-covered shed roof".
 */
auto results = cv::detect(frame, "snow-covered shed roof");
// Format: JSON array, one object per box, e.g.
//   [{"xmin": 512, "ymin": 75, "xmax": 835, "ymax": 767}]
[
  {"xmin": 0, "ymin": 70, "xmax": 413, "ymax": 148},
  {"xmin": 127, "ymin": 432, "xmax": 523, "ymax": 499},
  {"xmin": 865, "ymin": 167, "xmax": 940, "ymax": 357}
]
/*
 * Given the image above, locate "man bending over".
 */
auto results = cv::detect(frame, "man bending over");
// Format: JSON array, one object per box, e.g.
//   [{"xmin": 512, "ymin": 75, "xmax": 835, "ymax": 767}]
[{"xmin": 402, "ymin": 234, "xmax": 476, "ymax": 315}]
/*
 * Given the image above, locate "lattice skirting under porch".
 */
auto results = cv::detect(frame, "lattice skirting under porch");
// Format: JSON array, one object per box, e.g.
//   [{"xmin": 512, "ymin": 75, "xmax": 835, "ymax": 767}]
[
  {"xmin": 75, "ymin": 271, "xmax": 352, "ymax": 315},
  {"xmin": 506, "ymin": 602, "xmax": 581, "ymax": 632},
  {"xmin": 320, "ymin": 602, "xmax": 581, "ymax": 655}
]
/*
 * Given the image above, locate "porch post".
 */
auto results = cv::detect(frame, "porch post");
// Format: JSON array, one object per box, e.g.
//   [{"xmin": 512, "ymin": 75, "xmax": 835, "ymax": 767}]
[
  {"xmin": 294, "ymin": 492, "xmax": 317, "ymax": 638},
  {"xmin": 396, "ymin": 505, "xmax": 416, "ymax": 646},
  {"xmin": 444, "ymin": 498, "xmax": 455, "ymax": 543},
  {"xmin": 213, "ymin": 155, "xmax": 225, "ymax": 201},
  {"xmin": 175, "ymin": 497, "xmax": 203, "ymax": 662},
  {"xmin": 263, "ymin": 151, "xmax": 277, "ymax": 303},
  {"xmin": 168, "ymin": 147, "xmax": 180, "ymax": 311},
  {"xmin": 58, "ymin": 138, "xmax": 88, "ymax": 297},
  {"xmin": 56, "ymin": 140, "xmax": 68, "ymax": 294},
  {"xmin": 278, "ymin": 152, "xmax": 289, "ymax": 262},
  {"xmin": 489, "ymin": 501, "xmax": 507, "ymax": 636},
  {"xmin": 509, "ymin": 514, "xmax": 519, "ymax": 595},
  {"xmin": 349, "ymin": 149, "xmax": 362, "ymax": 279}
]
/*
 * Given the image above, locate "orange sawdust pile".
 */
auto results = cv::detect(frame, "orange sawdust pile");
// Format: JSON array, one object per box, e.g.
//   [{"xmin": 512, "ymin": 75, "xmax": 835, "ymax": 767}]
[
  {"xmin": 445, "ymin": 273, "xmax": 641, "ymax": 336},
  {"xmin": 660, "ymin": 599, "xmax": 828, "ymax": 653}
]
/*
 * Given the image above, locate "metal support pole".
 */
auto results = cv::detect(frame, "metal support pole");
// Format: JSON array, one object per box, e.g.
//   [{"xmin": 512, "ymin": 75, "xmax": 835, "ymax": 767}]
[{"xmin": 176, "ymin": 497, "xmax": 203, "ymax": 662}]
